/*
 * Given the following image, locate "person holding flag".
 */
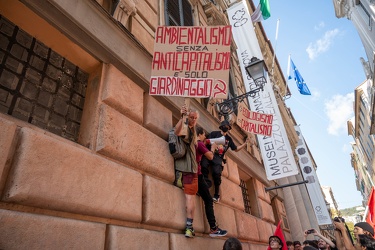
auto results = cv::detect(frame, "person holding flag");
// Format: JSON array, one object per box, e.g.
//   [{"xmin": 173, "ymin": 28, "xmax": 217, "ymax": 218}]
[
  {"xmin": 269, "ymin": 236, "xmax": 284, "ymax": 250},
  {"xmin": 268, "ymin": 220, "xmax": 287, "ymax": 250}
]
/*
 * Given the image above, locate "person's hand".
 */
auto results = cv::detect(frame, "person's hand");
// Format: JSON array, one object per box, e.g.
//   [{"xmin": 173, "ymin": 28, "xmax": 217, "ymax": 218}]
[
  {"xmin": 311, "ymin": 229, "xmax": 319, "ymax": 236},
  {"xmin": 246, "ymin": 136, "xmax": 256, "ymax": 146},
  {"xmin": 211, "ymin": 143, "xmax": 218, "ymax": 152},
  {"xmin": 334, "ymin": 221, "xmax": 346, "ymax": 231},
  {"xmin": 304, "ymin": 230, "xmax": 308, "ymax": 237},
  {"xmin": 180, "ymin": 105, "xmax": 188, "ymax": 117}
]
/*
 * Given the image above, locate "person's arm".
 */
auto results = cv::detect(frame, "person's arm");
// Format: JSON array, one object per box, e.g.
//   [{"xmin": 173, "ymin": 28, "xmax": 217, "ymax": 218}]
[
  {"xmin": 203, "ymin": 148, "xmax": 214, "ymax": 160},
  {"xmin": 313, "ymin": 229, "xmax": 336, "ymax": 248},
  {"xmin": 334, "ymin": 228, "xmax": 346, "ymax": 250},
  {"xmin": 334, "ymin": 221, "xmax": 355, "ymax": 250},
  {"xmin": 234, "ymin": 137, "xmax": 250, "ymax": 152}
]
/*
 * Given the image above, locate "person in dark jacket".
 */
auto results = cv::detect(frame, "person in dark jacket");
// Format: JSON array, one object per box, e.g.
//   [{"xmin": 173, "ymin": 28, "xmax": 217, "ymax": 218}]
[{"xmin": 201, "ymin": 120, "xmax": 249, "ymax": 202}]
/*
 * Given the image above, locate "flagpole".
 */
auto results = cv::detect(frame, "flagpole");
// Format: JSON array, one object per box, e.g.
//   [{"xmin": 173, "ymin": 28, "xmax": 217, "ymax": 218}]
[
  {"xmin": 284, "ymin": 54, "xmax": 291, "ymax": 98},
  {"xmin": 270, "ymin": 18, "xmax": 279, "ymax": 77}
]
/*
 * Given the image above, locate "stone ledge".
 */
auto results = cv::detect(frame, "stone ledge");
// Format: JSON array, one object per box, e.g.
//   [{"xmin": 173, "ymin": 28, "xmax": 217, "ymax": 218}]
[
  {"xmin": 0, "ymin": 209, "xmax": 106, "ymax": 249},
  {"xmin": 2, "ymin": 127, "xmax": 143, "ymax": 222},
  {"xmin": 107, "ymin": 225, "xmax": 169, "ymax": 249}
]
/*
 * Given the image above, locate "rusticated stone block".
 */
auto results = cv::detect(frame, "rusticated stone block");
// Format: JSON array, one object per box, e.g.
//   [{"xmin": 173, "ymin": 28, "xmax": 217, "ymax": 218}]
[
  {"xmin": 107, "ymin": 225, "xmax": 168, "ymax": 250},
  {"xmin": 220, "ymin": 177, "xmax": 244, "ymax": 211},
  {"xmin": 0, "ymin": 209, "xmax": 105, "ymax": 249},
  {"xmin": 143, "ymin": 175, "xmax": 204, "ymax": 232},
  {"xmin": 144, "ymin": 94, "xmax": 172, "ymax": 140},
  {"xmin": 0, "ymin": 117, "xmax": 17, "ymax": 195},
  {"xmin": 3, "ymin": 127, "xmax": 143, "ymax": 222},
  {"xmin": 136, "ymin": 0, "xmax": 158, "ymax": 30},
  {"xmin": 254, "ymin": 178, "xmax": 270, "ymax": 203},
  {"xmin": 241, "ymin": 242, "xmax": 251, "ymax": 250},
  {"xmin": 102, "ymin": 64, "xmax": 144, "ymax": 124},
  {"xmin": 250, "ymin": 243, "xmax": 268, "ymax": 250},
  {"xmin": 235, "ymin": 210, "xmax": 260, "ymax": 241},
  {"xmin": 170, "ymin": 233, "xmax": 226, "ymax": 250},
  {"xmin": 97, "ymin": 104, "xmax": 174, "ymax": 182},
  {"xmin": 132, "ymin": 16, "xmax": 154, "ymax": 54},
  {"xmin": 145, "ymin": 0, "xmax": 157, "ymax": 12},
  {"xmin": 208, "ymin": 204, "xmax": 237, "ymax": 237},
  {"xmin": 257, "ymin": 219, "xmax": 273, "ymax": 243},
  {"xmin": 226, "ymin": 157, "xmax": 240, "ymax": 185},
  {"xmin": 259, "ymin": 199, "xmax": 275, "ymax": 223},
  {"xmin": 275, "ymin": 198, "xmax": 287, "ymax": 215}
]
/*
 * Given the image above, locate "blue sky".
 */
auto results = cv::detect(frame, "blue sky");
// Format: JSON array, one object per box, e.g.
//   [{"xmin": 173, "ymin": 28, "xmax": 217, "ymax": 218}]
[{"xmin": 260, "ymin": 0, "xmax": 366, "ymax": 209}]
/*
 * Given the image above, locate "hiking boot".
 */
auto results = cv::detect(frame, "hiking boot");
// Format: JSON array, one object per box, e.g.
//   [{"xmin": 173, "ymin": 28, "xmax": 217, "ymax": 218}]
[
  {"xmin": 213, "ymin": 194, "xmax": 220, "ymax": 203},
  {"xmin": 209, "ymin": 227, "xmax": 227, "ymax": 237},
  {"xmin": 185, "ymin": 227, "xmax": 195, "ymax": 238}
]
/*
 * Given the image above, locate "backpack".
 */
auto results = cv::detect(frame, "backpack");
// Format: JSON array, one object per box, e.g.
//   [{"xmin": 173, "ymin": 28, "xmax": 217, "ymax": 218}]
[{"xmin": 168, "ymin": 128, "xmax": 187, "ymax": 159}]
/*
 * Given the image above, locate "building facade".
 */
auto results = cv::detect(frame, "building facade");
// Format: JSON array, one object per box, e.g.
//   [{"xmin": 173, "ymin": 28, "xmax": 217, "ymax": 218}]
[
  {"xmin": 333, "ymin": 0, "xmax": 375, "ymax": 209},
  {"xmin": 0, "ymin": 0, "xmax": 328, "ymax": 248},
  {"xmin": 348, "ymin": 79, "xmax": 375, "ymax": 204}
]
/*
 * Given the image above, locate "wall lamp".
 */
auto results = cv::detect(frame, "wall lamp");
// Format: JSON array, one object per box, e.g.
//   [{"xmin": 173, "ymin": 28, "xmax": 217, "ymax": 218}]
[{"xmin": 216, "ymin": 57, "xmax": 267, "ymax": 117}]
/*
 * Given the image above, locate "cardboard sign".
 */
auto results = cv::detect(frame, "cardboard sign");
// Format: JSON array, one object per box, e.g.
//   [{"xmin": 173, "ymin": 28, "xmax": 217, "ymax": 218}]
[
  {"xmin": 237, "ymin": 102, "xmax": 273, "ymax": 136},
  {"xmin": 150, "ymin": 26, "xmax": 231, "ymax": 99}
]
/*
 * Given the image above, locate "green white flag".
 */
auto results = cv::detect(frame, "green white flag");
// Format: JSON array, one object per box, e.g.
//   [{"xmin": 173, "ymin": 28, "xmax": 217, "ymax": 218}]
[{"xmin": 251, "ymin": 0, "xmax": 271, "ymax": 22}]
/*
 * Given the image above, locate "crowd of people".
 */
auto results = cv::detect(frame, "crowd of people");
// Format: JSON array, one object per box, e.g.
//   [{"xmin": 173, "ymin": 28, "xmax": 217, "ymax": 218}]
[
  {"xmin": 174, "ymin": 105, "xmax": 375, "ymax": 250},
  {"xmin": 268, "ymin": 221, "xmax": 375, "ymax": 250}
]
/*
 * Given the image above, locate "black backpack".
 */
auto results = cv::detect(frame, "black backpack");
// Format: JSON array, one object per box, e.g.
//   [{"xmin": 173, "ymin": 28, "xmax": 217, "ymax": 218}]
[{"xmin": 168, "ymin": 128, "xmax": 187, "ymax": 159}]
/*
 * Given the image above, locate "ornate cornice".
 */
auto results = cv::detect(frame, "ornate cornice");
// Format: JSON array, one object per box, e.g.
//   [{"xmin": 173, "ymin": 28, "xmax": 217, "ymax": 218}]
[{"xmin": 202, "ymin": 2, "xmax": 229, "ymax": 25}]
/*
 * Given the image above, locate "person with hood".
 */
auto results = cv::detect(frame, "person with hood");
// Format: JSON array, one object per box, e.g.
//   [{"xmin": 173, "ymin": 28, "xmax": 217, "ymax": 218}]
[{"xmin": 201, "ymin": 120, "xmax": 249, "ymax": 202}]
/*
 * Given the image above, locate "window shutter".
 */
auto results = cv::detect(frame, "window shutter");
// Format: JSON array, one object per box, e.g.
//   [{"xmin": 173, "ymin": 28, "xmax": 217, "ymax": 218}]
[{"xmin": 165, "ymin": 0, "xmax": 193, "ymax": 26}]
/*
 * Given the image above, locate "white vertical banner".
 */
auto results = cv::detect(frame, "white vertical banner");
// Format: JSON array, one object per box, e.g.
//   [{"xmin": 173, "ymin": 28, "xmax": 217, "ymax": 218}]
[
  {"xmin": 227, "ymin": 1, "xmax": 298, "ymax": 180},
  {"xmin": 295, "ymin": 126, "xmax": 331, "ymax": 225}
]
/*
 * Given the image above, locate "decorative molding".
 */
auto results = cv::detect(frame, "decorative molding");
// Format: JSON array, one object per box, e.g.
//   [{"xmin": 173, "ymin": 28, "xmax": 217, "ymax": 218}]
[
  {"xmin": 203, "ymin": 2, "xmax": 229, "ymax": 25},
  {"xmin": 113, "ymin": 0, "xmax": 138, "ymax": 27}
]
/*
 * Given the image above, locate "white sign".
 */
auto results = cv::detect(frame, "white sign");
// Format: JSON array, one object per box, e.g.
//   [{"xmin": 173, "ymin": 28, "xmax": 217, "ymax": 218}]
[
  {"xmin": 227, "ymin": 0, "xmax": 299, "ymax": 180},
  {"xmin": 295, "ymin": 126, "xmax": 331, "ymax": 225}
]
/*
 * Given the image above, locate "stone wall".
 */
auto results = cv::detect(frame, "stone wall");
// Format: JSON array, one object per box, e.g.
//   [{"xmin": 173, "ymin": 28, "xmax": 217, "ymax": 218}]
[
  {"xmin": 0, "ymin": 0, "xmax": 283, "ymax": 249},
  {"xmin": 0, "ymin": 63, "xmax": 274, "ymax": 249}
]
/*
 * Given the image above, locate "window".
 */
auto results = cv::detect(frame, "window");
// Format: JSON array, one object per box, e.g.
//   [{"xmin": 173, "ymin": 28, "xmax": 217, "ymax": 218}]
[
  {"xmin": 165, "ymin": 0, "xmax": 193, "ymax": 26},
  {"xmin": 240, "ymin": 177, "xmax": 260, "ymax": 217},
  {"xmin": 0, "ymin": 16, "xmax": 88, "ymax": 142},
  {"xmin": 101, "ymin": 0, "xmax": 120, "ymax": 15},
  {"xmin": 357, "ymin": 1, "xmax": 372, "ymax": 29},
  {"xmin": 240, "ymin": 179, "xmax": 251, "ymax": 214}
]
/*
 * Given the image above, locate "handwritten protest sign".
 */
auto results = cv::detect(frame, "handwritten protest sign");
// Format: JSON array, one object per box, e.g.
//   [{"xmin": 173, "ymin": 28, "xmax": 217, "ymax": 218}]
[
  {"xmin": 236, "ymin": 102, "xmax": 273, "ymax": 136},
  {"xmin": 150, "ymin": 26, "xmax": 231, "ymax": 99}
]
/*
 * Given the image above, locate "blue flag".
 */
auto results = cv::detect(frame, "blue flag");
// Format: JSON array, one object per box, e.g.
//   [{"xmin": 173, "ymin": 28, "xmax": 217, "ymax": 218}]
[{"xmin": 287, "ymin": 57, "xmax": 311, "ymax": 95}]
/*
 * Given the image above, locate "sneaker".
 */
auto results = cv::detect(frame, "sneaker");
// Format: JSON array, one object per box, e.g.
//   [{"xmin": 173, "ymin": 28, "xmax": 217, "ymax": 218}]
[
  {"xmin": 209, "ymin": 227, "xmax": 227, "ymax": 237},
  {"xmin": 213, "ymin": 194, "xmax": 220, "ymax": 203},
  {"xmin": 185, "ymin": 227, "xmax": 195, "ymax": 238}
]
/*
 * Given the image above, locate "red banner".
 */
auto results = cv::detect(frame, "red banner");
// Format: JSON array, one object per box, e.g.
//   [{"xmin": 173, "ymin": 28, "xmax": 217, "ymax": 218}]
[
  {"xmin": 267, "ymin": 220, "xmax": 287, "ymax": 250},
  {"xmin": 236, "ymin": 102, "xmax": 273, "ymax": 136},
  {"xmin": 150, "ymin": 26, "xmax": 231, "ymax": 99},
  {"xmin": 366, "ymin": 187, "xmax": 375, "ymax": 232}
]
